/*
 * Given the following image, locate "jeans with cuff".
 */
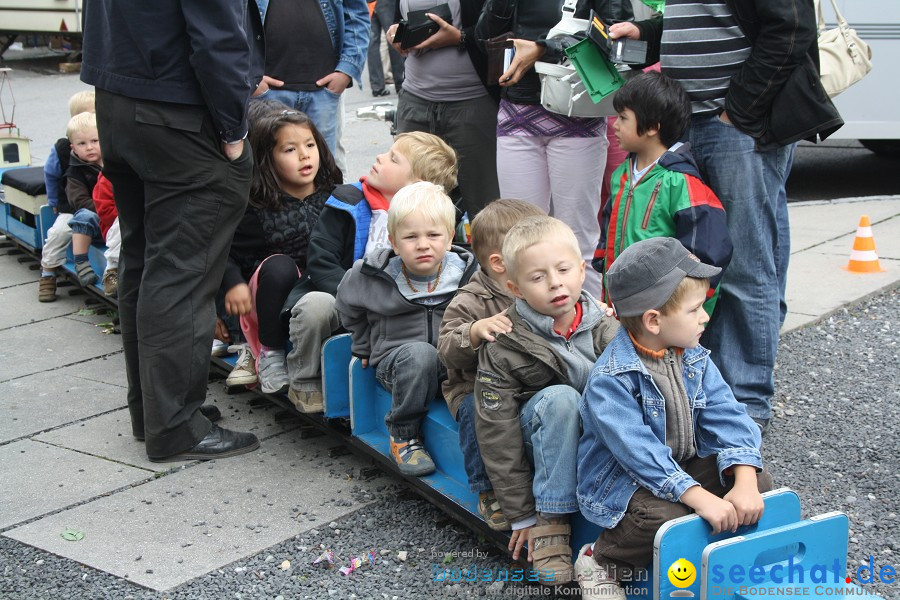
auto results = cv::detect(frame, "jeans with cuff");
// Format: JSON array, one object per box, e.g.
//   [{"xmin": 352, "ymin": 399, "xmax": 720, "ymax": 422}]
[
  {"xmin": 519, "ymin": 384, "xmax": 581, "ymax": 515},
  {"xmin": 263, "ymin": 88, "xmax": 341, "ymax": 160},
  {"xmin": 457, "ymin": 393, "xmax": 493, "ymax": 493},
  {"xmin": 375, "ymin": 341, "xmax": 445, "ymax": 440},
  {"xmin": 69, "ymin": 208, "xmax": 103, "ymax": 242},
  {"xmin": 691, "ymin": 114, "xmax": 795, "ymax": 422}
]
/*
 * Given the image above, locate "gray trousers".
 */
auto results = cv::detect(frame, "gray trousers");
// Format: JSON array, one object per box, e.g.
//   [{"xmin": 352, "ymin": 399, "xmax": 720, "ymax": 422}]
[
  {"xmin": 96, "ymin": 90, "xmax": 251, "ymax": 458},
  {"xmin": 286, "ymin": 291, "xmax": 340, "ymax": 391},
  {"xmin": 375, "ymin": 342, "xmax": 445, "ymax": 440}
]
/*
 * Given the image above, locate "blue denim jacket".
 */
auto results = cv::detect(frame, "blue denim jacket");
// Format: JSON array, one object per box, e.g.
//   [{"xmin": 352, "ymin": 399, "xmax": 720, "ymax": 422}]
[
  {"xmin": 256, "ymin": 0, "xmax": 369, "ymax": 84},
  {"xmin": 577, "ymin": 327, "xmax": 763, "ymax": 529}
]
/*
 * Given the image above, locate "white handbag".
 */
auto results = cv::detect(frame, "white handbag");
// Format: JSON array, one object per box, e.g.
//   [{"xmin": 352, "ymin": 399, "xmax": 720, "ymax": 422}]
[{"xmin": 815, "ymin": 0, "xmax": 873, "ymax": 98}]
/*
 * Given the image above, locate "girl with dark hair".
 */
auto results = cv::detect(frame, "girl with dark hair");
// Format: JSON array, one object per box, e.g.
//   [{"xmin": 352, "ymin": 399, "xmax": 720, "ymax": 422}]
[{"xmin": 222, "ymin": 110, "xmax": 342, "ymax": 394}]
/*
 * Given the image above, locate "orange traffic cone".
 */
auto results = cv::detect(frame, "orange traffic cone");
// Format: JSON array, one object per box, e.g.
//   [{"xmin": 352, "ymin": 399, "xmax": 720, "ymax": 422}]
[{"xmin": 845, "ymin": 215, "xmax": 885, "ymax": 273}]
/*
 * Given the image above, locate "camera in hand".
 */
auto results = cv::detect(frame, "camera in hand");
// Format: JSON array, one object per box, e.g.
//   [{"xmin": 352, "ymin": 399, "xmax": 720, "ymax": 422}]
[{"xmin": 395, "ymin": 3, "xmax": 452, "ymax": 50}]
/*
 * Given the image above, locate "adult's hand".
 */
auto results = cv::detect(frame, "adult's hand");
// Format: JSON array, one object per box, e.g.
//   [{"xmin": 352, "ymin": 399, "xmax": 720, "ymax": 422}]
[
  {"xmin": 317, "ymin": 71, "xmax": 352, "ymax": 95},
  {"xmin": 253, "ymin": 75, "xmax": 285, "ymax": 97},
  {"xmin": 221, "ymin": 140, "xmax": 245, "ymax": 162},
  {"xmin": 499, "ymin": 39, "xmax": 545, "ymax": 87},
  {"xmin": 411, "ymin": 13, "xmax": 461, "ymax": 51},
  {"xmin": 387, "ymin": 23, "xmax": 409, "ymax": 56},
  {"xmin": 608, "ymin": 22, "xmax": 641, "ymax": 40}
]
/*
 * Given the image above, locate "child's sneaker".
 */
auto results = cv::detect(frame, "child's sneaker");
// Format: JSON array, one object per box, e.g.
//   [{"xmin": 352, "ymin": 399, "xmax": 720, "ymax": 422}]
[
  {"xmin": 530, "ymin": 514, "xmax": 574, "ymax": 584},
  {"xmin": 477, "ymin": 491, "xmax": 510, "ymax": 531},
  {"xmin": 76, "ymin": 261, "xmax": 99, "ymax": 286},
  {"xmin": 258, "ymin": 349, "xmax": 289, "ymax": 395},
  {"xmin": 211, "ymin": 338, "xmax": 230, "ymax": 358},
  {"xmin": 38, "ymin": 276, "xmax": 57, "ymax": 302},
  {"xmin": 226, "ymin": 344, "xmax": 257, "ymax": 387},
  {"xmin": 389, "ymin": 436, "xmax": 435, "ymax": 476},
  {"xmin": 101, "ymin": 268, "xmax": 118, "ymax": 297},
  {"xmin": 288, "ymin": 385, "xmax": 324, "ymax": 413},
  {"xmin": 575, "ymin": 543, "xmax": 627, "ymax": 599}
]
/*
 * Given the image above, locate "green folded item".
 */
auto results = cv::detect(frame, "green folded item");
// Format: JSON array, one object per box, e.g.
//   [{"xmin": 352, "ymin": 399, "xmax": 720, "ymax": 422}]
[{"xmin": 564, "ymin": 38, "xmax": 625, "ymax": 105}]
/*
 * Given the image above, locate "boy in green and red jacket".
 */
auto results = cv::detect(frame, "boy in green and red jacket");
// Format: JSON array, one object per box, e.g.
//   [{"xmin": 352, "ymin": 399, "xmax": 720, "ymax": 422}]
[{"xmin": 592, "ymin": 72, "xmax": 733, "ymax": 317}]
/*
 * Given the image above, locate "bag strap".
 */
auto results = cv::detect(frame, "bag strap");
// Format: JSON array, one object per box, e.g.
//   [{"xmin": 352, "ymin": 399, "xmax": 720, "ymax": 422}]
[
  {"xmin": 561, "ymin": 0, "xmax": 578, "ymax": 18},
  {"xmin": 819, "ymin": 0, "xmax": 861, "ymax": 60}
]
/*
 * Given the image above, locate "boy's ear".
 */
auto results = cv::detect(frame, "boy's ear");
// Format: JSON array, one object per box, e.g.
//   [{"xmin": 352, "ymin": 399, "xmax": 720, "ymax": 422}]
[
  {"xmin": 487, "ymin": 252, "xmax": 506, "ymax": 275},
  {"xmin": 642, "ymin": 309, "xmax": 661, "ymax": 335},
  {"xmin": 506, "ymin": 278, "xmax": 524, "ymax": 300}
]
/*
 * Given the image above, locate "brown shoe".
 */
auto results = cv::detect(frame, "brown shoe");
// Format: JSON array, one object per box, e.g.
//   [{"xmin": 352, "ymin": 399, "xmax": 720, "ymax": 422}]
[
  {"xmin": 101, "ymin": 268, "xmax": 118, "ymax": 298},
  {"xmin": 529, "ymin": 514, "xmax": 573, "ymax": 584},
  {"xmin": 288, "ymin": 385, "xmax": 324, "ymax": 413},
  {"xmin": 478, "ymin": 491, "xmax": 510, "ymax": 531},
  {"xmin": 38, "ymin": 276, "xmax": 57, "ymax": 302}
]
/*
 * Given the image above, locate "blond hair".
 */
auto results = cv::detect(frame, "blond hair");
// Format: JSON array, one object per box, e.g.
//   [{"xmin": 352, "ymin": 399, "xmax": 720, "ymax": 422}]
[
  {"xmin": 393, "ymin": 132, "xmax": 458, "ymax": 194},
  {"xmin": 68, "ymin": 90, "xmax": 96, "ymax": 116},
  {"xmin": 502, "ymin": 215, "xmax": 580, "ymax": 281},
  {"xmin": 470, "ymin": 199, "xmax": 544, "ymax": 267},
  {"xmin": 66, "ymin": 111, "xmax": 98, "ymax": 141},
  {"xmin": 388, "ymin": 181, "xmax": 456, "ymax": 240},
  {"xmin": 617, "ymin": 276, "xmax": 710, "ymax": 334}
]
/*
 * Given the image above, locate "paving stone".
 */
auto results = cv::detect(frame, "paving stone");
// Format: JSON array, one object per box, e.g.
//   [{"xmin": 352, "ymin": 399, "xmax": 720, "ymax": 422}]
[
  {"xmin": 0, "ymin": 370, "xmax": 125, "ymax": 443},
  {"xmin": 55, "ymin": 352, "xmax": 128, "ymax": 389},
  {"xmin": 0, "ymin": 440, "xmax": 151, "ymax": 529},
  {"xmin": 788, "ymin": 196, "xmax": 900, "ymax": 252},
  {"xmin": 0, "ymin": 317, "xmax": 123, "ymax": 382},
  {"xmin": 0, "ymin": 257, "xmax": 39, "ymax": 288},
  {"xmin": 0, "ymin": 281, "xmax": 89, "ymax": 330},
  {"xmin": 4, "ymin": 432, "xmax": 384, "ymax": 591},
  {"xmin": 34, "ymin": 384, "xmax": 298, "ymax": 472}
]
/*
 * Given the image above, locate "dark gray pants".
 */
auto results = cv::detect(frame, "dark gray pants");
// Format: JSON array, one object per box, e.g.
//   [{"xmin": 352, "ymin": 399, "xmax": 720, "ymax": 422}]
[
  {"xmin": 367, "ymin": 0, "xmax": 405, "ymax": 92},
  {"xmin": 375, "ymin": 342, "xmax": 445, "ymax": 440},
  {"xmin": 396, "ymin": 89, "xmax": 500, "ymax": 217},
  {"xmin": 96, "ymin": 90, "xmax": 251, "ymax": 458}
]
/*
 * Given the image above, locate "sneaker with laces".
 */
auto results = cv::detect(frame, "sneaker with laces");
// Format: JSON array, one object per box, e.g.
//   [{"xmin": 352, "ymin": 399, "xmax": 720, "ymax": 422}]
[
  {"xmin": 389, "ymin": 436, "xmax": 435, "ymax": 476},
  {"xmin": 575, "ymin": 543, "xmax": 627, "ymax": 599},
  {"xmin": 101, "ymin": 268, "xmax": 118, "ymax": 297},
  {"xmin": 288, "ymin": 385, "xmax": 324, "ymax": 413},
  {"xmin": 211, "ymin": 339, "xmax": 230, "ymax": 358},
  {"xmin": 38, "ymin": 276, "xmax": 57, "ymax": 302},
  {"xmin": 76, "ymin": 261, "xmax": 98, "ymax": 286},
  {"xmin": 477, "ymin": 491, "xmax": 510, "ymax": 531},
  {"xmin": 258, "ymin": 349, "xmax": 289, "ymax": 395},
  {"xmin": 226, "ymin": 344, "xmax": 258, "ymax": 387}
]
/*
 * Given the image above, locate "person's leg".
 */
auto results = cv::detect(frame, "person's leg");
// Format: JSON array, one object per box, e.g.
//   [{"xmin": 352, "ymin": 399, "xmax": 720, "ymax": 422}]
[
  {"xmin": 436, "ymin": 95, "xmax": 500, "ymax": 217},
  {"xmin": 254, "ymin": 255, "xmax": 300, "ymax": 349},
  {"xmin": 456, "ymin": 393, "xmax": 493, "ymax": 493},
  {"xmin": 496, "ymin": 135, "xmax": 552, "ymax": 214},
  {"xmin": 97, "ymin": 90, "xmax": 252, "ymax": 457},
  {"xmin": 395, "ymin": 88, "xmax": 433, "ymax": 136},
  {"xmin": 367, "ymin": 8, "xmax": 387, "ymax": 94},
  {"xmin": 518, "ymin": 384, "xmax": 581, "ymax": 515},
  {"xmin": 692, "ymin": 115, "xmax": 790, "ymax": 424},
  {"xmin": 334, "ymin": 94, "xmax": 348, "ymax": 176},
  {"xmin": 546, "ymin": 135, "xmax": 608, "ymax": 298},
  {"xmin": 40, "ymin": 212, "xmax": 73, "ymax": 272},
  {"xmin": 286, "ymin": 291, "xmax": 340, "ymax": 386},
  {"xmin": 376, "ymin": 342, "xmax": 444, "ymax": 440},
  {"xmin": 68, "ymin": 209, "xmax": 100, "ymax": 284},
  {"xmin": 104, "ymin": 218, "xmax": 121, "ymax": 270},
  {"xmin": 775, "ymin": 145, "xmax": 796, "ymax": 327},
  {"xmin": 375, "ymin": 0, "xmax": 405, "ymax": 90},
  {"xmin": 300, "ymin": 89, "xmax": 340, "ymax": 162}
]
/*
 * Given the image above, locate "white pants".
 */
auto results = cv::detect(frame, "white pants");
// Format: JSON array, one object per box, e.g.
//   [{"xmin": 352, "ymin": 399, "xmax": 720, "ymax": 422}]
[
  {"xmin": 40, "ymin": 212, "xmax": 73, "ymax": 271},
  {"xmin": 496, "ymin": 134, "xmax": 608, "ymax": 297},
  {"xmin": 104, "ymin": 217, "xmax": 121, "ymax": 270}
]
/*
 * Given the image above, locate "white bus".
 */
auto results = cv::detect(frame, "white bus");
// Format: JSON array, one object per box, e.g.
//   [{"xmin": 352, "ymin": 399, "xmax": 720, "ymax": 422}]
[{"xmin": 821, "ymin": 0, "xmax": 900, "ymax": 155}]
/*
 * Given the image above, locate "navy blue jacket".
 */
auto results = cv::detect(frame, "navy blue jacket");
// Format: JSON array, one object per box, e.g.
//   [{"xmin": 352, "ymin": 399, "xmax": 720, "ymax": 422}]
[{"xmin": 81, "ymin": 0, "xmax": 265, "ymax": 143}]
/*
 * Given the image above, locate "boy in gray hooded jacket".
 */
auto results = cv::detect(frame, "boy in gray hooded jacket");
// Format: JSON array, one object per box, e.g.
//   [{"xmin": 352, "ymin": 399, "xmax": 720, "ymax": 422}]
[{"xmin": 335, "ymin": 182, "xmax": 476, "ymax": 476}]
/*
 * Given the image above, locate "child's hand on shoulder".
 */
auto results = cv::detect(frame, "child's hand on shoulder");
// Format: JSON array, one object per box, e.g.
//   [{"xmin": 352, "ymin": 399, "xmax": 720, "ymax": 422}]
[
  {"xmin": 225, "ymin": 283, "xmax": 252, "ymax": 316},
  {"xmin": 724, "ymin": 466, "xmax": 765, "ymax": 526},
  {"xmin": 681, "ymin": 486, "xmax": 738, "ymax": 534},
  {"xmin": 596, "ymin": 300, "xmax": 615, "ymax": 318},
  {"xmin": 469, "ymin": 311, "xmax": 513, "ymax": 347}
]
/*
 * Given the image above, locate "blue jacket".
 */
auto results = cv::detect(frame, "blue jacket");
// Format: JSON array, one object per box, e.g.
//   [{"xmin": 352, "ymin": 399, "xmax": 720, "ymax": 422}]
[
  {"xmin": 81, "ymin": 0, "xmax": 265, "ymax": 143},
  {"xmin": 577, "ymin": 327, "xmax": 763, "ymax": 529},
  {"xmin": 256, "ymin": 0, "xmax": 369, "ymax": 85}
]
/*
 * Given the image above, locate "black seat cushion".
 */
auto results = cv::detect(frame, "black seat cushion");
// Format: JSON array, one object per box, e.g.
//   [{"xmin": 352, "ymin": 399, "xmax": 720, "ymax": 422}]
[{"xmin": 1, "ymin": 166, "xmax": 47, "ymax": 196}]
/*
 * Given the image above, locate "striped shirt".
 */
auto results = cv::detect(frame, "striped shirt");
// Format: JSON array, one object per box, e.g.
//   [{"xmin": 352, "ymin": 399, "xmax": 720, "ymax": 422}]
[{"xmin": 660, "ymin": 0, "xmax": 751, "ymax": 115}]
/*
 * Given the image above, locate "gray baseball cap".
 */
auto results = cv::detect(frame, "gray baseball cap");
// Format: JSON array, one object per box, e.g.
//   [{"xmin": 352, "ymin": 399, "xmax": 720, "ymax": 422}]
[{"xmin": 605, "ymin": 237, "xmax": 721, "ymax": 317}]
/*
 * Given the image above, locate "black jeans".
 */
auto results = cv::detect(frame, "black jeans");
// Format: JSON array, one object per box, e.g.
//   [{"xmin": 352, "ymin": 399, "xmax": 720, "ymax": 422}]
[
  {"xmin": 96, "ymin": 90, "xmax": 251, "ymax": 458},
  {"xmin": 254, "ymin": 254, "xmax": 300, "ymax": 348}
]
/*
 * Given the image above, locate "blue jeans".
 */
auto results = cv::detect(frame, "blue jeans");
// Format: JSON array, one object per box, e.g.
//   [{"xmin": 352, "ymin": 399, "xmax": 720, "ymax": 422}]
[
  {"xmin": 690, "ymin": 115, "xmax": 795, "ymax": 422},
  {"xmin": 375, "ymin": 342, "xmax": 446, "ymax": 440},
  {"xmin": 68, "ymin": 208, "xmax": 102, "ymax": 242},
  {"xmin": 263, "ymin": 88, "xmax": 341, "ymax": 158},
  {"xmin": 456, "ymin": 394, "xmax": 492, "ymax": 493},
  {"xmin": 519, "ymin": 385, "xmax": 581, "ymax": 514}
]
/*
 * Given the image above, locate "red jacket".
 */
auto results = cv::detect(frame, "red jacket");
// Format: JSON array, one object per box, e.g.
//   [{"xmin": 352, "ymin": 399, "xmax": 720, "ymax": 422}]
[{"xmin": 92, "ymin": 173, "xmax": 117, "ymax": 240}]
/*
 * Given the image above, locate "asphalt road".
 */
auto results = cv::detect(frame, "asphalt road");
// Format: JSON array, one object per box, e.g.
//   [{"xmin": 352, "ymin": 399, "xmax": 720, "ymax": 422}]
[{"xmin": 2, "ymin": 52, "xmax": 898, "ymax": 203}]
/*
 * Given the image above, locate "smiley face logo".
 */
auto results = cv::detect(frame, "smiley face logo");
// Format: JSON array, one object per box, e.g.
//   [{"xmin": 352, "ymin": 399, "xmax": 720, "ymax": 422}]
[{"xmin": 667, "ymin": 558, "xmax": 696, "ymax": 589}]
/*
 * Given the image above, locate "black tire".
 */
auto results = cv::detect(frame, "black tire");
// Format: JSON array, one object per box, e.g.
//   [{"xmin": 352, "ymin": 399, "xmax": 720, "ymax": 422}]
[{"xmin": 860, "ymin": 139, "xmax": 900, "ymax": 157}]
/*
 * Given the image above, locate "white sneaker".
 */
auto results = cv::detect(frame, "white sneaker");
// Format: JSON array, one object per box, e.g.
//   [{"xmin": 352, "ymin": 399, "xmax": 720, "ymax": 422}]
[
  {"xmin": 575, "ymin": 544, "xmax": 627, "ymax": 599},
  {"xmin": 226, "ymin": 344, "xmax": 257, "ymax": 387},
  {"xmin": 211, "ymin": 338, "xmax": 229, "ymax": 357},
  {"xmin": 258, "ymin": 349, "xmax": 289, "ymax": 395}
]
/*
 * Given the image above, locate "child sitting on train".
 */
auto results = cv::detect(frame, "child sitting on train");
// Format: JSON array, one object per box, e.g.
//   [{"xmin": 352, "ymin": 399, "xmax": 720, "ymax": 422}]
[
  {"xmin": 38, "ymin": 92, "xmax": 97, "ymax": 302},
  {"xmin": 221, "ymin": 110, "xmax": 342, "ymax": 395},
  {"xmin": 473, "ymin": 216, "xmax": 619, "ymax": 585},
  {"xmin": 280, "ymin": 132, "xmax": 458, "ymax": 413},
  {"xmin": 575, "ymin": 237, "xmax": 773, "ymax": 598},
  {"xmin": 84, "ymin": 172, "xmax": 121, "ymax": 297},
  {"xmin": 335, "ymin": 182, "xmax": 476, "ymax": 476},
  {"xmin": 437, "ymin": 199, "xmax": 544, "ymax": 532}
]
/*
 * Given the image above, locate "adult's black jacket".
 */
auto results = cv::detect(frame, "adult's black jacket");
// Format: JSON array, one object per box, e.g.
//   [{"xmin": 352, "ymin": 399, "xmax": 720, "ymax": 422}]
[{"xmin": 80, "ymin": 0, "xmax": 265, "ymax": 143}]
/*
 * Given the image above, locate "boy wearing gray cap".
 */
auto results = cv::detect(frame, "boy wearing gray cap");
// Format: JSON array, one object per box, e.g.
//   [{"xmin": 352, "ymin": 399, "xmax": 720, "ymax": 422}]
[{"xmin": 574, "ymin": 237, "xmax": 772, "ymax": 598}]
